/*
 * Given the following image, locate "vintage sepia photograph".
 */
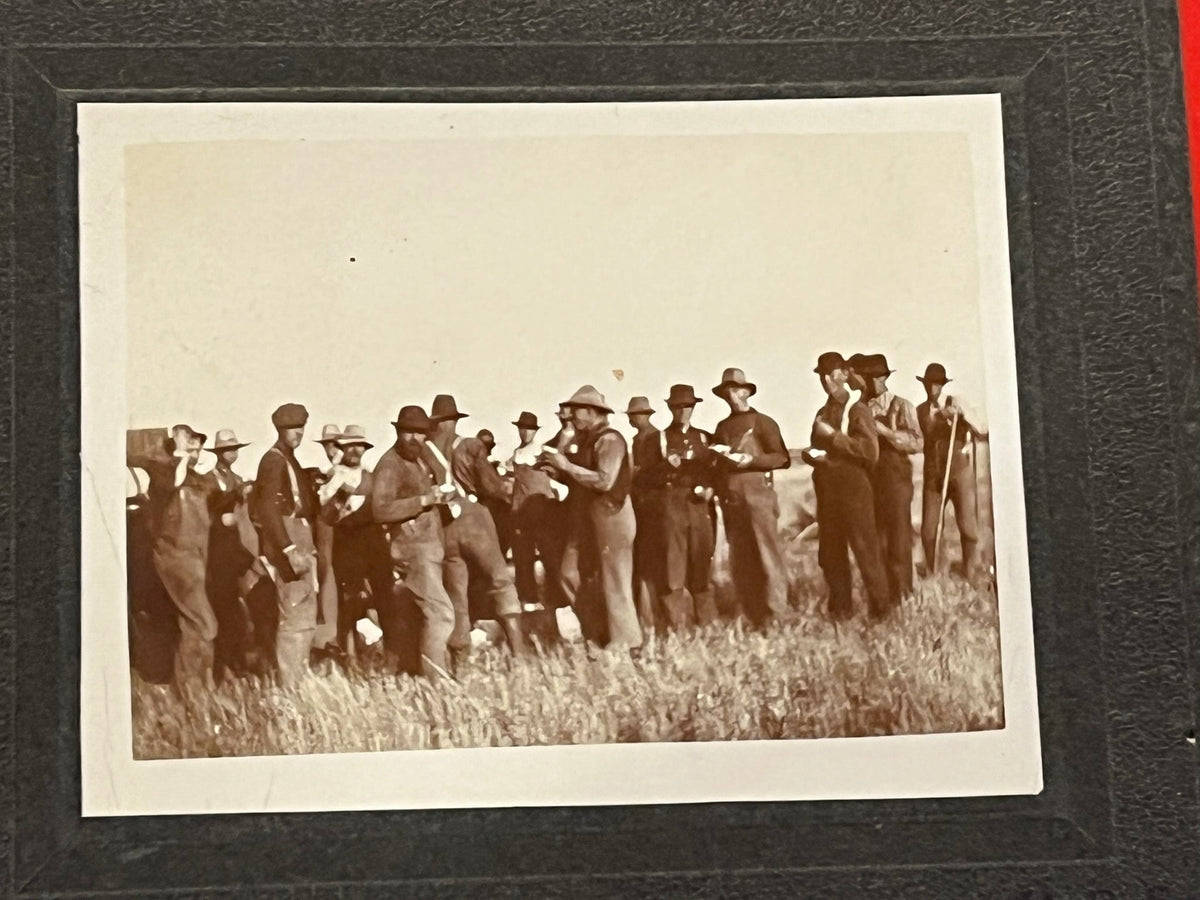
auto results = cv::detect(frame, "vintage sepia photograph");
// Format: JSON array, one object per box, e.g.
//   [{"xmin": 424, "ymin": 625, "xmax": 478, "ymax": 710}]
[{"xmin": 79, "ymin": 97, "xmax": 1040, "ymax": 815}]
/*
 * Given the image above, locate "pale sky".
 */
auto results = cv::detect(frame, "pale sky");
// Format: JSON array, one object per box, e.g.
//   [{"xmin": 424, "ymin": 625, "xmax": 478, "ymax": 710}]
[{"xmin": 125, "ymin": 129, "xmax": 984, "ymax": 473}]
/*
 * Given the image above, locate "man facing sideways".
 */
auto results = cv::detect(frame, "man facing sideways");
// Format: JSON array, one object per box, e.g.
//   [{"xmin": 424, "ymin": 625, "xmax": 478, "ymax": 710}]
[
  {"xmin": 370, "ymin": 405, "xmax": 458, "ymax": 678},
  {"xmin": 625, "ymin": 396, "xmax": 664, "ymax": 631},
  {"xmin": 318, "ymin": 425, "xmax": 394, "ymax": 660},
  {"xmin": 658, "ymin": 384, "xmax": 719, "ymax": 628},
  {"xmin": 858, "ymin": 354, "xmax": 923, "ymax": 602},
  {"xmin": 710, "ymin": 367, "xmax": 791, "ymax": 626},
  {"xmin": 425, "ymin": 394, "xmax": 525, "ymax": 664},
  {"xmin": 310, "ymin": 424, "xmax": 344, "ymax": 654},
  {"xmin": 544, "ymin": 385, "xmax": 643, "ymax": 654},
  {"xmin": 475, "ymin": 428, "xmax": 514, "ymax": 558},
  {"xmin": 128, "ymin": 423, "xmax": 221, "ymax": 692},
  {"xmin": 507, "ymin": 411, "xmax": 566, "ymax": 609},
  {"xmin": 916, "ymin": 363, "xmax": 986, "ymax": 577},
  {"xmin": 805, "ymin": 353, "xmax": 892, "ymax": 620},
  {"xmin": 204, "ymin": 429, "xmax": 258, "ymax": 680},
  {"xmin": 252, "ymin": 403, "xmax": 320, "ymax": 683}
]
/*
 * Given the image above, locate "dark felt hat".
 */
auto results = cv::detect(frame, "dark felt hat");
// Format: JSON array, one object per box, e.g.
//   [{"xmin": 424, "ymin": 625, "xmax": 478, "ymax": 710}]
[
  {"xmin": 666, "ymin": 384, "xmax": 702, "ymax": 408},
  {"xmin": 271, "ymin": 403, "xmax": 308, "ymax": 430},
  {"xmin": 430, "ymin": 394, "xmax": 468, "ymax": 422},
  {"xmin": 170, "ymin": 423, "xmax": 208, "ymax": 447},
  {"xmin": 625, "ymin": 396, "xmax": 654, "ymax": 416},
  {"xmin": 392, "ymin": 405, "xmax": 433, "ymax": 433},
  {"xmin": 512, "ymin": 411, "xmax": 540, "ymax": 430},
  {"xmin": 917, "ymin": 363, "xmax": 953, "ymax": 385},
  {"xmin": 813, "ymin": 352, "xmax": 848, "ymax": 375},
  {"xmin": 712, "ymin": 367, "xmax": 757, "ymax": 397},
  {"xmin": 859, "ymin": 353, "xmax": 895, "ymax": 378}
]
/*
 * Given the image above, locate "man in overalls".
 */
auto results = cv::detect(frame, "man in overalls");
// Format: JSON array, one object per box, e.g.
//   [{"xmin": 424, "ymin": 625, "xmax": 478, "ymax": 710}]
[
  {"xmin": 544, "ymin": 385, "xmax": 643, "ymax": 654},
  {"xmin": 425, "ymin": 394, "xmax": 525, "ymax": 665},
  {"xmin": 659, "ymin": 384, "xmax": 719, "ymax": 628},
  {"xmin": 710, "ymin": 368, "xmax": 791, "ymax": 626},
  {"xmin": 252, "ymin": 403, "xmax": 320, "ymax": 684},
  {"xmin": 626, "ymin": 396, "xmax": 664, "ymax": 631},
  {"xmin": 805, "ymin": 353, "xmax": 892, "ymax": 620},
  {"xmin": 859, "ymin": 354, "xmax": 923, "ymax": 603}
]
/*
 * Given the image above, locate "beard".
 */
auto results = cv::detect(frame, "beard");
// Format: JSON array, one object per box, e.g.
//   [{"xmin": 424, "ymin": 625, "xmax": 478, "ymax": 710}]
[{"xmin": 397, "ymin": 440, "xmax": 422, "ymax": 461}]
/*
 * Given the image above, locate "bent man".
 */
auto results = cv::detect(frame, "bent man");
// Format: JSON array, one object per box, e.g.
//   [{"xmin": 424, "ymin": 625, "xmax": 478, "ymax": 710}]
[
  {"xmin": 252, "ymin": 403, "xmax": 320, "ymax": 684},
  {"xmin": 371, "ymin": 405, "xmax": 458, "ymax": 678},
  {"xmin": 545, "ymin": 385, "xmax": 643, "ymax": 653},
  {"xmin": 710, "ymin": 367, "xmax": 791, "ymax": 626},
  {"xmin": 425, "ymin": 394, "xmax": 525, "ymax": 664}
]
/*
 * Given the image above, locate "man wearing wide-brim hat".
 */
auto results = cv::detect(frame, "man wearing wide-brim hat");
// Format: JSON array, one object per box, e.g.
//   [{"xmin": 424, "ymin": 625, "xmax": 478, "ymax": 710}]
[
  {"xmin": 127, "ymin": 422, "xmax": 222, "ymax": 691},
  {"xmin": 316, "ymin": 425, "xmax": 393, "ymax": 661},
  {"xmin": 806, "ymin": 353, "xmax": 891, "ymax": 621},
  {"xmin": 370, "ymin": 404, "xmax": 459, "ymax": 678},
  {"xmin": 709, "ymin": 367, "xmax": 792, "ymax": 626},
  {"xmin": 858, "ymin": 353, "xmax": 923, "ymax": 604},
  {"xmin": 308, "ymin": 424, "xmax": 344, "ymax": 655},
  {"xmin": 915, "ymin": 363, "xmax": 986, "ymax": 577},
  {"xmin": 657, "ymin": 384, "xmax": 720, "ymax": 628},
  {"xmin": 624, "ymin": 395, "xmax": 664, "ymax": 631},
  {"xmin": 204, "ymin": 428, "xmax": 261, "ymax": 680},
  {"xmin": 543, "ymin": 385, "xmax": 643, "ymax": 653},
  {"xmin": 252, "ymin": 403, "xmax": 321, "ymax": 683},
  {"xmin": 424, "ymin": 394, "xmax": 526, "ymax": 664}
]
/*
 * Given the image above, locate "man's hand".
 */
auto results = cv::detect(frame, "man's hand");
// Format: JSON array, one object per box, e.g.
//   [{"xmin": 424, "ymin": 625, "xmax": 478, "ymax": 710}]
[
  {"xmin": 542, "ymin": 446, "xmax": 568, "ymax": 471},
  {"xmin": 667, "ymin": 452, "xmax": 682, "ymax": 468},
  {"xmin": 813, "ymin": 420, "xmax": 836, "ymax": 438},
  {"xmin": 284, "ymin": 546, "xmax": 309, "ymax": 576},
  {"xmin": 733, "ymin": 452, "xmax": 752, "ymax": 469}
]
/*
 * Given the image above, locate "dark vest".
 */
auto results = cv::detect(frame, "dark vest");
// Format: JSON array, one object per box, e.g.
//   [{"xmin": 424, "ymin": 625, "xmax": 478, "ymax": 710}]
[{"xmin": 577, "ymin": 426, "xmax": 631, "ymax": 512}]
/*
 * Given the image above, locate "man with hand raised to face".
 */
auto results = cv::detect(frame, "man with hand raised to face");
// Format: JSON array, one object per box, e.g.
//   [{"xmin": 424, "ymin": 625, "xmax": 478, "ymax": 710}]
[
  {"xmin": 710, "ymin": 367, "xmax": 791, "ymax": 627},
  {"xmin": 805, "ymin": 354, "xmax": 892, "ymax": 622}
]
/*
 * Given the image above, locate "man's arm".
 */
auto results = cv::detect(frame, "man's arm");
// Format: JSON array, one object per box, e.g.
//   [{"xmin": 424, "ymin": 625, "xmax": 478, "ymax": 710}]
[
  {"xmin": 554, "ymin": 431, "xmax": 626, "ymax": 492},
  {"xmin": 371, "ymin": 458, "xmax": 435, "ymax": 524},
  {"xmin": 828, "ymin": 404, "xmax": 880, "ymax": 466},
  {"xmin": 878, "ymin": 396, "xmax": 924, "ymax": 453},
  {"xmin": 252, "ymin": 452, "xmax": 292, "ymax": 563},
  {"xmin": 743, "ymin": 414, "xmax": 790, "ymax": 471},
  {"xmin": 467, "ymin": 440, "xmax": 511, "ymax": 503}
]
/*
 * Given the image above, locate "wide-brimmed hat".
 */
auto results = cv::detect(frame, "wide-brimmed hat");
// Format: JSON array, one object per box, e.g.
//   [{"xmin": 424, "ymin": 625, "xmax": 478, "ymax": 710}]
[
  {"xmin": 666, "ymin": 384, "xmax": 703, "ymax": 408},
  {"xmin": 712, "ymin": 367, "xmax": 757, "ymax": 397},
  {"xmin": 512, "ymin": 411, "xmax": 540, "ymax": 430},
  {"xmin": 861, "ymin": 353, "xmax": 895, "ymax": 378},
  {"xmin": 917, "ymin": 363, "xmax": 953, "ymax": 386},
  {"xmin": 337, "ymin": 424, "xmax": 373, "ymax": 449},
  {"xmin": 316, "ymin": 423, "xmax": 342, "ymax": 445},
  {"xmin": 271, "ymin": 403, "xmax": 309, "ymax": 430},
  {"xmin": 562, "ymin": 384, "xmax": 614, "ymax": 414},
  {"xmin": 392, "ymin": 405, "xmax": 432, "ymax": 433},
  {"xmin": 625, "ymin": 396, "xmax": 654, "ymax": 416},
  {"xmin": 430, "ymin": 394, "xmax": 468, "ymax": 422},
  {"xmin": 170, "ymin": 423, "xmax": 208, "ymax": 447},
  {"xmin": 813, "ymin": 352, "xmax": 848, "ymax": 376},
  {"xmin": 210, "ymin": 428, "xmax": 249, "ymax": 451}
]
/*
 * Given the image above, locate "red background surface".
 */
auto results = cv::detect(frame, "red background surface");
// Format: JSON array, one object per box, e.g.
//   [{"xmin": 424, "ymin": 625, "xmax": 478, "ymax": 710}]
[{"xmin": 1181, "ymin": 0, "xmax": 1200, "ymax": 279}]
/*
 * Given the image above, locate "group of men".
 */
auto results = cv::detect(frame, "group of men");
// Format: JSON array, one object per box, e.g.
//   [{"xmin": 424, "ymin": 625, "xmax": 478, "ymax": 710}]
[{"xmin": 127, "ymin": 355, "xmax": 984, "ymax": 692}]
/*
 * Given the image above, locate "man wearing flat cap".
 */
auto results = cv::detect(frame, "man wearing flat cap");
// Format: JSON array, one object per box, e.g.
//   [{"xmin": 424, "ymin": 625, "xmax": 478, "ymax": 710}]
[
  {"xmin": 507, "ymin": 411, "xmax": 567, "ymax": 609},
  {"xmin": 710, "ymin": 367, "xmax": 791, "ymax": 626},
  {"xmin": 658, "ymin": 384, "xmax": 720, "ymax": 628},
  {"xmin": 858, "ymin": 354, "xmax": 923, "ymax": 603},
  {"xmin": 544, "ymin": 385, "xmax": 643, "ymax": 653},
  {"xmin": 371, "ymin": 405, "xmax": 458, "ymax": 678},
  {"xmin": 204, "ymin": 429, "xmax": 260, "ymax": 679},
  {"xmin": 916, "ymin": 363, "xmax": 986, "ymax": 577},
  {"xmin": 625, "ymin": 396, "xmax": 664, "ymax": 631},
  {"xmin": 424, "ymin": 394, "xmax": 525, "ymax": 665},
  {"xmin": 805, "ymin": 353, "xmax": 891, "ymax": 620},
  {"xmin": 252, "ymin": 403, "xmax": 320, "ymax": 683},
  {"xmin": 128, "ymin": 423, "xmax": 222, "ymax": 692}
]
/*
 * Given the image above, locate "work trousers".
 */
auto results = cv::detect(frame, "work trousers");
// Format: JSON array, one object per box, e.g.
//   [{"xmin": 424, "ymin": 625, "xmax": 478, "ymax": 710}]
[
  {"xmin": 814, "ymin": 468, "xmax": 892, "ymax": 619},
  {"xmin": 872, "ymin": 458, "xmax": 915, "ymax": 601},
  {"xmin": 512, "ymin": 494, "xmax": 566, "ymax": 608},
  {"xmin": 660, "ymin": 489, "xmax": 718, "ymax": 628},
  {"xmin": 332, "ymin": 524, "xmax": 393, "ymax": 656},
  {"xmin": 153, "ymin": 543, "xmax": 217, "ymax": 692},
  {"xmin": 560, "ymin": 498, "xmax": 643, "ymax": 650},
  {"xmin": 389, "ymin": 539, "xmax": 455, "ymax": 679},
  {"xmin": 268, "ymin": 516, "xmax": 319, "ymax": 684},
  {"xmin": 631, "ymin": 491, "xmax": 664, "ymax": 630},
  {"xmin": 206, "ymin": 527, "xmax": 255, "ymax": 680},
  {"xmin": 720, "ymin": 480, "xmax": 789, "ymax": 626},
  {"xmin": 313, "ymin": 519, "xmax": 338, "ymax": 648},
  {"xmin": 442, "ymin": 502, "xmax": 521, "ymax": 662},
  {"xmin": 921, "ymin": 461, "xmax": 979, "ymax": 573}
]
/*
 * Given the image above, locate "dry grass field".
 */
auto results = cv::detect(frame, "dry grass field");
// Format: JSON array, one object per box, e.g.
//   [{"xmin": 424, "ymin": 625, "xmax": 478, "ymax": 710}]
[{"xmin": 130, "ymin": 450, "xmax": 1004, "ymax": 760}]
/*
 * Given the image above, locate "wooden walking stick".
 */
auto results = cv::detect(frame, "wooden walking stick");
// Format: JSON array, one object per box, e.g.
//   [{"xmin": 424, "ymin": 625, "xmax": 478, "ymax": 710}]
[{"xmin": 932, "ymin": 410, "xmax": 960, "ymax": 573}]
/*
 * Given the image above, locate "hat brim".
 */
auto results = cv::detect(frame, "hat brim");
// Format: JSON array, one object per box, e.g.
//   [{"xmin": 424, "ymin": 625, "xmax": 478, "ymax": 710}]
[
  {"xmin": 916, "ymin": 376, "xmax": 952, "ymax": 385},
  {"xmin": 430, "ymin": 412, "xmax": 469, "ymax": 422},
  {"xmin": 512, "ymin": 421, "xmax": 540, "ymax": 429},
  {"xmin": 211, "ymin": 442, "xmax": 250, "ymax": 451},
  {"xmin": 563, "ymin": 402, "xmax": 614, "ymax": 414},
  {"xmin": 713, "ymin": 382, "xmax": 757, "ymax": 397},
  {"xmin": 625, "ymin": 409, "xmax": 654, "ymax": 416},
  {"xmin": 337, "ymin": 440, "xmax": 374, "ymax": 449},
  {"xmin": 315, "ymin": 437, "xmax": 341, "ymax": 444}
]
